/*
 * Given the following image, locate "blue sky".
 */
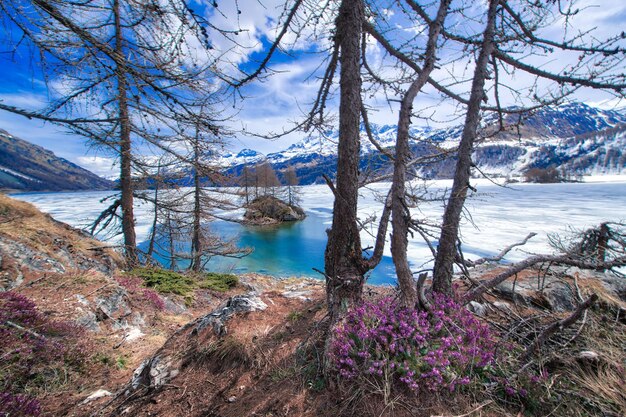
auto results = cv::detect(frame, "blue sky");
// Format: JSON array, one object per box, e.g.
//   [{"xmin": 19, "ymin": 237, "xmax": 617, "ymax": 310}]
[{"xmin": 0, "ymin": 0, "xmax": 625, "ymax": 178}]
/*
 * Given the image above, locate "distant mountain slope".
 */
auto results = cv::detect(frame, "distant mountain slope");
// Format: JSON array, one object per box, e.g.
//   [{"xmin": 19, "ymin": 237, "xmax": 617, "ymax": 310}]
[
  {"xmin": 220, "ymin": 102, "xmax": 626, "ymax": 184},
  {"xmin": 0, "ymin": 129, "xmax": 114, "ymax": 192}
]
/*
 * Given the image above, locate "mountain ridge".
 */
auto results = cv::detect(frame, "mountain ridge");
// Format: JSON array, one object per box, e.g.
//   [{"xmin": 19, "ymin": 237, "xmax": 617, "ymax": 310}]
[
  {"xmin": 0, "ymin": 128, "xmax": 114, "ymax": 192},
  {"xmin": 219, "ymin": 102, "xmax": 626, "ymax": 184}
]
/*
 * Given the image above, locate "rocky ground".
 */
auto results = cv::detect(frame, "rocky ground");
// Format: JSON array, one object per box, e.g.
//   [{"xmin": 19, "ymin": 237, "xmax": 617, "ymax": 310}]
[{"xmin": 1, "ymin": 194, "xmax": 624, "ymax": 417}]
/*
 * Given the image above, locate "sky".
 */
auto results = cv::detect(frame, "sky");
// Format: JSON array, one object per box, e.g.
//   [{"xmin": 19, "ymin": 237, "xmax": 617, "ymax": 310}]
[{"xmin": 0, "ymin": 0, "xmax": 625, "ymax": 179}]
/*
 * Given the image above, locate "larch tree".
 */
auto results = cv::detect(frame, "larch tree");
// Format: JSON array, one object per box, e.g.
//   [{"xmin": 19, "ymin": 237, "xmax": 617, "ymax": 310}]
[
  {"xmin": 283, "ymin": 165, "xmax": 300, "ymax": 206},
  {"xmin": 322, "ymin": 0, "xmax": 370, "ymax": 320},
  {"xmin": 388, "ymin": 0, "xmax": 452, "ymax": 308},
  {"xmin": 239, "ymin": 166, "xmax": 254, "ymax": 206},
  {"xmin": 226, "ymin": 0, "xmax": 395, "ymax": 320},
  {"xmin": 425, "ymin": 0, "xmax": 626, "ymax": 296},
  {"xmin": 0, "ymin": 0, "xmax": 226, "ymax": 266},
  {"xmin": 362, "ymin": 0, "xmax": 625, "ymax": 301},
  {"xmin": 255, "ymin": 162, "xmax": 281, "ymax": 197}
]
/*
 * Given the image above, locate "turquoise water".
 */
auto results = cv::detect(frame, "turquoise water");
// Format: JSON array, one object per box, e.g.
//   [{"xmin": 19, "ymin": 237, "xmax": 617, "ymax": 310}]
[
  {"xmin": 139, "ymin": 208, "xmax": 398, "ymax": 285},
  {"xmin": 16, "ymin": 181, "xmax": 626, "ymax": 286}
]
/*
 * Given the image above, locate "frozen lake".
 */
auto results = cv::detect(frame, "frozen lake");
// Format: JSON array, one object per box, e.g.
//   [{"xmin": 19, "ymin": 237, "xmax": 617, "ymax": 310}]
[{"xmin": 12, "ymin": 179, "xmax": 626, "ymax": 284}]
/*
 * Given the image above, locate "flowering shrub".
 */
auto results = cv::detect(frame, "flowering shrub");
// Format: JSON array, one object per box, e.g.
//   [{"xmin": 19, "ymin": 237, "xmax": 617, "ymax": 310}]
[
  {"xmin": 0, "ymin": 392, "xmax": 41, "ymax": 417},
  {"xmin": 0, "ymin": 292, "xmax": 85, "ymax": 397},
  {"xmin": 331, "ymin": 294, "xmax": 496, "ymax": 393},
  {"xmin": 115, "ymin": 275, "xmax": 165, "ymax": 310}
]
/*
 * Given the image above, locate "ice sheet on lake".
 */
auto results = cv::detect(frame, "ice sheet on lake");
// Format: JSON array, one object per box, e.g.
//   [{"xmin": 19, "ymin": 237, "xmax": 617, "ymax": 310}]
[{"xmin": 12, "ymin": 178, "xmax": 626, "ymax": 273}]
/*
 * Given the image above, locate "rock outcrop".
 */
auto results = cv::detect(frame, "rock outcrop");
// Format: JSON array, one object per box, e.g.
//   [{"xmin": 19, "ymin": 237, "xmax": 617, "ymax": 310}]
[{"xmin": 243, "ymin": 195, "xmax": 306, "ymax": 225}]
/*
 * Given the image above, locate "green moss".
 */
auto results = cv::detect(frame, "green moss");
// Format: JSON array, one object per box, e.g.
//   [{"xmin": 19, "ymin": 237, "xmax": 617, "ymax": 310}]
[
  {"xmin": 199, "ymin": 272, "xmax": 239, "ymax": 292},
  {"xmin": 287, "ymin": 310, "xmax": 303, "ymax": 322},
  {"xmin": 116, "ymin": 356, "xmax": 128, "ymax": 370},
  {"xmin": 93, "ymin": 352, "xmax": 113, "ymax": 367},
  {"xmin": 129, "ymin": 268, "xmax": 238, "ymax": 302},
  {"xmin": 131, "ymin": 267, "xmax": 196, "ymax": 298}
]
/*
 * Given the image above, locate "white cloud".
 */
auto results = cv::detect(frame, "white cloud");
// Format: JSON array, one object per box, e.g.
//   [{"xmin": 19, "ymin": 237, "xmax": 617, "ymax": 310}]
[{"xmin": 74, "ymin": 156, "xmax": 117, "ymax": 178}]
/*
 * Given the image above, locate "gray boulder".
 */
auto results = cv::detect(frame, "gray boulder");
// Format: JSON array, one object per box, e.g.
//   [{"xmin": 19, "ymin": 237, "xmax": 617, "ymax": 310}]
[{"xmin": 194, "ymin": 293, "xmax": 268, "ymax": 336}]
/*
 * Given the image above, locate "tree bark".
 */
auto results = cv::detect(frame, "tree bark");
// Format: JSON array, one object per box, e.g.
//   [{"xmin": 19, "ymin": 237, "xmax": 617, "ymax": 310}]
[
  {"xmin": 596, "ymin": 222, "xmax": 609, "ymax": 271},
  {"xmin": 432, "ymin": 0, "xmax": 499, "ymax": 296},
  {"xmin": 390, "ymin": 0, "xmax": 451, "ymax": 308},
  {"xmin": 147, "ymin": 163, "xmax": 161, "ymax": 261},
  {"xmin": 324, "ymin": 0, "xmax": 366, "ymax": 322},
  {"xmin": 191, "ymin": 133, "xmax": 202, "ymax": 272},
  {"xmin": 114, "ymin": 0, "xmax": 137, "ymax": 266}
]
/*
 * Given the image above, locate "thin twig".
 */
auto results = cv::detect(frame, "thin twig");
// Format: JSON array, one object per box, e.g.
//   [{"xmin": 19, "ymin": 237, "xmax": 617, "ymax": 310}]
[
  {"xmin": 430, "ymin": 400, "xmax": 493, "ymax": 417},
  {"xmin": 521, "ymin": 294, "xmax": 598, "ymax": 362}
]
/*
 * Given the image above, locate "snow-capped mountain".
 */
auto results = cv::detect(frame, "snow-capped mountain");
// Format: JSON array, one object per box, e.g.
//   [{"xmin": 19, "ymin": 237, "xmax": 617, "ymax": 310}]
[
  {"xmin": 260, "ymin": 124, "xmax": 435, "ymax": 166},
  {"xmin": 219, "ymin": 102, "xmax": 626, "ymax": 184},
  {"xmin": 215, "ymin": 148, "xmax": 265, "ymax": 167}
]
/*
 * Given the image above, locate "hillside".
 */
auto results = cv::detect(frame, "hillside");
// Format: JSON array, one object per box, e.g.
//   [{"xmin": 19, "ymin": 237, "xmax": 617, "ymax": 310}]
[
  {"xmin": 218, "ymin": 102, "xmax": 626, "ymax": 184},
  {"xmin": 0, "ymin": 128, "xmax": 113, "ymax": 192},
  {"xmin": 0, "ymin": 193, "xmax": 264, "ymax": 415}
]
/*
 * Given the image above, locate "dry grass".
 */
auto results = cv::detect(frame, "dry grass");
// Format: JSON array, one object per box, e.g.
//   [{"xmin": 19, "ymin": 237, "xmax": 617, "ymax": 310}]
[
  {"xmin": 576, "ymin": 274, "xmax": 626, "ymax": 310},
  {"xmin": 0, "ymin": 193, "xmax": 122, "ymax": 266},
  {"xmin": 569, "ymin": 361, "xmax": 626, "ymax": 416},
  {"xmin": 0, "ymin": 193, "xmax": 40, "ymax": 218}
]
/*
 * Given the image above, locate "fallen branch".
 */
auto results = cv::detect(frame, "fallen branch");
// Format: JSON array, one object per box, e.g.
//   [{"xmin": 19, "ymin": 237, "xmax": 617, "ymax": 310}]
[
  {"xmin": 521, "ymin": 293, "xmax": 598, "ymax": 362},
  {"xmin": 467, "ymin": 232, "xmax": 537, "ymax": 267},
  {"xmin": 4, "ymin": 320, "xmax": 46, "ymax": 340},
  {"xmin": 463, "ymin": 254, "xmax": 626, "ymax": 302},
  {"xmin": 561, "ymin": 273, "xmax": 588, "ymax": 347}
]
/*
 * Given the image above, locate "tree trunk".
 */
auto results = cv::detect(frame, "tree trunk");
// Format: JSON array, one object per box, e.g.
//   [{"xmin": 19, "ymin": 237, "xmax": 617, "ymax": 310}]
[
  {"xmin": 391, "ymin": 96, "xmax": 417, "ymax": 308},
  {"xmin": 166, "ymin": 210, "xmax": 177, "ymax": 270},
  {"xmin": 324, "ymin": 0, "xmax": 366, "ymax": 322},
  {"xmin": 147, "ymin": 162, "xmax": 161, "ymax": 262},
  {"xmin": 191, "ymin": 135, "xmax": 202, "ymax": 272},
  {"xmin": 244, "ymin": 168, "xmax": 249, "ymax": 206},
  {"xmin": 432, "ymin": 0, "xmax": 498, "ymax": 296},
  {"xmin": 390, "ymin": 0, "xmax": 451, "ymax": 308},
  {"xmin": 596, "ymin": 222, "xmax": 609, "ymax": 271},
  {"xmin": 114, "ymin": 0, "xmax": 137, "ymax": 266}
]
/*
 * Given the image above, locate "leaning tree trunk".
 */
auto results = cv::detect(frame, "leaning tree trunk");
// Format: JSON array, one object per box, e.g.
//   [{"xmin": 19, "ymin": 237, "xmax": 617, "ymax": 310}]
[
  {"xmin": 114, "ymin": 0, "xmax": 137, "ymax": 267},
  {"xmin": 324, "ymin": 0, "xmax": 366, "ymax": 322},
  {"xmin": 431, "ymin": 0, "xmax": 498, "ymax": 296},
  {"xmin": 390, "ymin": 0, "xmax": 451, "ymax": 308}
]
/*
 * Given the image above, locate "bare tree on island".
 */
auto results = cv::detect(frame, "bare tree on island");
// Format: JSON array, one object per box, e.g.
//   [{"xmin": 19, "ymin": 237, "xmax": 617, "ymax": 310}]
[
  {"xmin": 0, "ymin": 0, "xmax": 229, "ymax": 266},
  {"xmin": 239, "ymin": 166, "xmax": 254, "ymax": 206},
  {"xmin": 283, "ymin": 165, "xmax": 301, "ymax": 206},
  {"xmin": 255, "ymin": 162, "xmax": 281, "ymax": 198}
]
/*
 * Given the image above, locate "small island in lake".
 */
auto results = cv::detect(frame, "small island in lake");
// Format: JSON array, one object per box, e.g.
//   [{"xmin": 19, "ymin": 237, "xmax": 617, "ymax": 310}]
[{"xmin": 243, "ymin": 195, "xmax": 306, "ymax": 225}]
